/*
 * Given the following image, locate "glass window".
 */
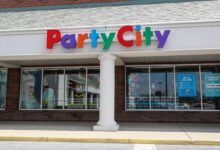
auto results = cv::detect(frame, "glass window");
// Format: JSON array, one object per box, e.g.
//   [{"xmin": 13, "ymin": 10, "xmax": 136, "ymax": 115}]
[
  {"xmin": 0, "ymin": 69, "xmax": 7, "ymax": 109},
  {"xmin": 87, "ymin": 69, "xmax": 100, "ymax": 110},
  {"xmin": 20, "ymin": 69, "xmax": 42, "ymax": 109},
  {"xmin": 126, "ymin": 65, "xmax": 220, "ymax": 111},
  {"xmin": 175, "ymin": 66, "xmax": 201, "ymax": 110},
  {"xmin": 20, "ymin": 67, "xmax": 100, "ymax": 110},
  {"xmin": 150, "ymin": 67, "xmax": 175, "ymax": 110},
  {"xmin": 64, "ymin": 68, "xmax": 86, "ymax": 109},
  {"xmin": 201, "ymin": 65, "xmax": 220, "ymax": 110},
  {"xmin": 126, "ymin": 67, "xmax": 149, "ymax": 110},
  {"xmin": 43, "ymin": 69, "xmax": 64, "ymax": 109}
]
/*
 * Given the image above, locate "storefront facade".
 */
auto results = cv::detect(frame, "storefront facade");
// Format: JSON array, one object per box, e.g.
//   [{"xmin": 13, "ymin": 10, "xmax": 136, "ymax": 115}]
[{"xmin": 0, "ymin": 20, "xmax": 220, "ymax": 131}]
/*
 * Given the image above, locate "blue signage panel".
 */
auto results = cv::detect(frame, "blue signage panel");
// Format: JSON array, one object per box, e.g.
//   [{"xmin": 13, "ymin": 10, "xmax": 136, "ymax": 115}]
[
  {"xmin": 177, "ymin": 73, "xmax": 196, "ymax": 97},
  {"xmin": 204, "ymin": 73, "xmax": 220, "ymax": 97}
]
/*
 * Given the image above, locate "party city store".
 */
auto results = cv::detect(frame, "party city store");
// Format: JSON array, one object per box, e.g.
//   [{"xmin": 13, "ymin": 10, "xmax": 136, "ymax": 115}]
[{"xmin": 0, "ymin": 21, "xmax": 220, "ymax": 131}]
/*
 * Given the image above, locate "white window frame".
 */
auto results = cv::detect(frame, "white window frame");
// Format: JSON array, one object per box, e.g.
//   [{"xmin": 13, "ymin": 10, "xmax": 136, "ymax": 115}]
[
  {"xmin": 125, "ymin": 63, "xmax": 220, "ymax": 112},
  {"xmin": 19, "ymin": 66, "xmax": 100, "ymax": 111}
]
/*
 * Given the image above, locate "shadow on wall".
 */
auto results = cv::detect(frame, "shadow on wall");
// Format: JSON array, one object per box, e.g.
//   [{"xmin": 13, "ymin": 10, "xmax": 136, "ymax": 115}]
[{"xmin": 0, "ymin": 0, "xmax": 215, "ymax": 12}]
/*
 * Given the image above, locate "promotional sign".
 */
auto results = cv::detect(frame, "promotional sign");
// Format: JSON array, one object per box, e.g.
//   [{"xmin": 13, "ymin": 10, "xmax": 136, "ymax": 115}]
[
  {"xmin": 46, "ymin": 25, "xmax": 171, "ymax": 51},
  {"xmin": 204, "ymin": 73, "xmax": 220, "ymax": 97},
  {"xmin": 177, "ymin": 73, "xmax": 196, "ymax": 97}
]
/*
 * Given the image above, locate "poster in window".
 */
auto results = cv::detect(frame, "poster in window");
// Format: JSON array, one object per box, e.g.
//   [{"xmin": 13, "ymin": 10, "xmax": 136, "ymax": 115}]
[
  {"xmin": 177, "ymin": 73, "xmax": 196, "ymax": 97},
  {"xmin": 204, "ymin": 73, "xmax": 220, "ymax": 97}
]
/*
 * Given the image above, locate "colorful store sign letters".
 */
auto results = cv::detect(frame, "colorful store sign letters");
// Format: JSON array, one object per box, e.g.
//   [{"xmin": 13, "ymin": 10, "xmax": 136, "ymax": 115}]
[
  {"xmin": 46, "ymin": 25, "xmax": 171, "ymax": 50},
  {"xmin": 177, "ymin": 73, "xmax": 197, "ymax": 97},
  {"xmin": 204, "ymin": 73, "xmax": 220, "ymax": 97}
]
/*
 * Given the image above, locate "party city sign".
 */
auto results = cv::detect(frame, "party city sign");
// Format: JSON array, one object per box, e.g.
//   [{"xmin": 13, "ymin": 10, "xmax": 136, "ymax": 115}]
[{"xmin": 46, "ymin": 25, "xmax": 171, "ymax": 51}]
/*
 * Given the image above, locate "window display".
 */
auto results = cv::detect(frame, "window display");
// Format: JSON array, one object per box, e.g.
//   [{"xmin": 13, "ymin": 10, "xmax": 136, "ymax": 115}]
[
  {"xmin": 150, "ymin": 67, "xmax": 175, "ymax": 110},
  {"xmin": 126, "ymin": 67, "xmax": 149, "ymax": 109},
  {"xmin": 43, "ymin": 69, "xmax": 64, "ymax": 109},
  {"xmin": 126, "ymin": 65, "xmax": 206, "ymax": 111},
  {"xmin": 177, "ymin": 73, "xmax": 197, "ymax": 97},
  {"xmin": 0, "ymin": 69, "xmax": 7, "ymax": 109},
  {"xmin": 20, "ymin": 67, "xmax": 100, "ymax": 110},
  {"xmin": 65, "ymin": 68, "xmax": 86, "ymax": 109},
  {"xmin": 20, "ymin": 64, "xmax": 220, "ymax": 111},
  {"xmin": 87, "ymin": 69, "xmax": 100, "ymax": 109},
  {"xmin": 20, "ymin": 69, "xmax": 41, "ymax": 109},
  {"xmin": 201, "ymin": 65, "xmax": 220, "ymax": 110},
  {"xmin": 175, "ymin": 66, "xmax": 201, "ymax": 110}
]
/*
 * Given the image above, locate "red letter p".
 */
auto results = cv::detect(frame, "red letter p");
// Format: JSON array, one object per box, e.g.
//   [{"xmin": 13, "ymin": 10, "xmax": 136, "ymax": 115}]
[{"xmin": 46, "ymin": 29, "xmax": 61, "ymax": 49}]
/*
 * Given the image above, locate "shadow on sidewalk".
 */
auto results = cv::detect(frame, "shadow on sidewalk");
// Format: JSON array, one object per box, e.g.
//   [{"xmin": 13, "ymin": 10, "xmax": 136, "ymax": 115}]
[{"xmin": 0, "ymin": 121, "xmax": 219, "ymax": 133}]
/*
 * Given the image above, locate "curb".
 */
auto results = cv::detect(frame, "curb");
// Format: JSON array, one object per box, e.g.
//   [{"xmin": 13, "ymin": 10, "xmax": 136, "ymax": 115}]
[{"xmin": 0, "ymin": 136, "xmax": 219, "ymax": 146}]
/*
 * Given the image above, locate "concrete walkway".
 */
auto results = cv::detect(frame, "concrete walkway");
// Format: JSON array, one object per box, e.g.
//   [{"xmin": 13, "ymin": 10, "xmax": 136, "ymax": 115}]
[{"xmin": 0, "ymin": 122, "xmax": 219, "ymax": 146}]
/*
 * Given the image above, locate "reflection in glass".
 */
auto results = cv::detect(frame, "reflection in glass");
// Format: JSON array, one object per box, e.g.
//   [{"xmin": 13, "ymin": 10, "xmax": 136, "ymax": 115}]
[
  {"xmin": 0, "ymin": 70, "xmax": 7, "ymax": 109},
  {"xmin": 20, "ymin": 69, "xmax": 41, "ymax": 109},
  {"xmin": 87, "ymin": 69, "xmax": 100, "ymax": 109},
  {"xmin": 176, "ymin": 66, "xmax": 201, "ymax": 110},
  {"xmin": 65, "ymin": 68, "xmax": 86, "ymax": 109},
  {"xmin": 43, "ymin": 69, "xmax": 64, "ymax": 109},
  {"xmin": 201, "ymin": 65, "xmax": 220, "ymax": 110},
  {"xmin": 126, "ymin": 67, "xmax": 149, "ymax": 109},
  {"xmin": 150, "ymin": 68, "xmax": 175, "ymax": 109}
]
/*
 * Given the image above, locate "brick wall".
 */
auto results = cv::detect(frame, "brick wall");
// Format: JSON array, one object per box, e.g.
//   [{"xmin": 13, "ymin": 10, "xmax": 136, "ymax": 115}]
[
  {"xmin": 116, "ymin": 111, "xmax": 220, "ymax": 123},
  {"xmin": 0, "ymin": 0, "xmax": 127, "ymax": 8},
  {"xmin": 115, "ymin": 66, "xmax": 125, "ymax": 113},
  {"xmin": 5, "ymin": 68, "xmax": 20, "ymax": 111},
  {"xmin": 0, "ymin": 67, "xmax": 219, "ymax": 123}
]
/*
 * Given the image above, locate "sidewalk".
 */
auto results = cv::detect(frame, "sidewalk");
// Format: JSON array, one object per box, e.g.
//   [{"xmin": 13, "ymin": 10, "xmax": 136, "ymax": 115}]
[{"xmin": 0, "ymin": 121, "xmax": 219, "ymax": 146}]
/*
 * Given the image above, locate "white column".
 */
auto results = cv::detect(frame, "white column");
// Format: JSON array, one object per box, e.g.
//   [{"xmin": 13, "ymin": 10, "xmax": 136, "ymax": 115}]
[{"xmin": 93, "ymin": 54, "xmax": 119, "ymax": 131}]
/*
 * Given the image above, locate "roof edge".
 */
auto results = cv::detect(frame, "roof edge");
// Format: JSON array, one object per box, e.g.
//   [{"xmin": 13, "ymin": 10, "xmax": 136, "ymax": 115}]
[{"xmin": 0, "ymin": 19, "xmax": 220, "ymax": 35}]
